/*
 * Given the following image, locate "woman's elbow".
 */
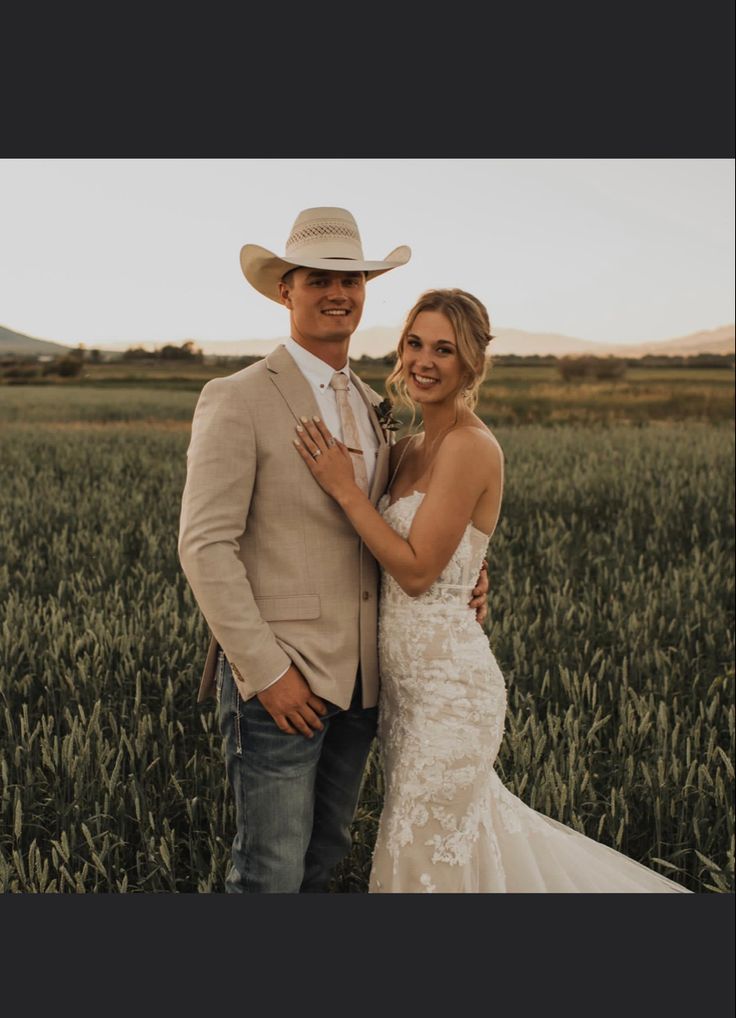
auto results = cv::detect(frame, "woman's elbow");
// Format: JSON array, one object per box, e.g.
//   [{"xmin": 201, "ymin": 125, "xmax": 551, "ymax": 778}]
[
  {"xmin": 398, "ymin": 574, "xmax": 435, "ymax": 598},
  {"xmin": 393, "ymin": 552, "xmax": 441, "ymax": 597}
]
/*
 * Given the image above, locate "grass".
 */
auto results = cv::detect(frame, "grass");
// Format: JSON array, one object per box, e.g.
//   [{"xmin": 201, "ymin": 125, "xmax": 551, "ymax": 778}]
[{"xmin": 0, "ymin": 415, "xmax": 732, "ymax": 893}]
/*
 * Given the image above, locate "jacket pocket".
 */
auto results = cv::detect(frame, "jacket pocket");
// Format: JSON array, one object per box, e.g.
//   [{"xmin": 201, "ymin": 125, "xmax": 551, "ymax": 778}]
[{"xmin": 254, "ymin": 594, "xmax": 321, "ymax": 622}]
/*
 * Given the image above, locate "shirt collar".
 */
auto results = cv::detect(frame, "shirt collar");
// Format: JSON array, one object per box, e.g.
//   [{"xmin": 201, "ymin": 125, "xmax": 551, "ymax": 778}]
[{"xmin": 285, "ymin": 337, "xmax": 349, "ymax": 391}]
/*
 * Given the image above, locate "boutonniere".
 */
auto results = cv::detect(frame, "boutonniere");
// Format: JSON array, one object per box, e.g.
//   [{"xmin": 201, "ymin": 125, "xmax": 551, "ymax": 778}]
[{"xmin": 375, "ymin": 398, "xmax": 401, "ymax": 436}]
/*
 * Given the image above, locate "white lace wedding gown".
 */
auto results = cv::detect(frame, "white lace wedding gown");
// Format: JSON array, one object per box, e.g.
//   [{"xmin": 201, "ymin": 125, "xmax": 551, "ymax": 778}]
[{"xmin": 368, "ymin": 490, "xmax": 690, "ymax": 893}]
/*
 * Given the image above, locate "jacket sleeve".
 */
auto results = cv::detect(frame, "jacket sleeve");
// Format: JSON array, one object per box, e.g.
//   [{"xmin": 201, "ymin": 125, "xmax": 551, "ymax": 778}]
[{"xmin": 178, "ymin": 376, "xmax": 292, "ymax": 695}]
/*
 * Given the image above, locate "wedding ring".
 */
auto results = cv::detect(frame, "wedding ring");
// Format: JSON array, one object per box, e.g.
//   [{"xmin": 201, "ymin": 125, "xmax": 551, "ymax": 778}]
[{"xmin": 313, "ymin": 449, "xmax": 322, "ymax": 459}]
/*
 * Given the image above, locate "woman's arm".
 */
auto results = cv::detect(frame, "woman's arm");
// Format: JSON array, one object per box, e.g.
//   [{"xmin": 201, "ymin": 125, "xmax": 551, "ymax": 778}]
[{"xmin": 294, "ymin": 419, "xmax": 502, "ymax": 597}]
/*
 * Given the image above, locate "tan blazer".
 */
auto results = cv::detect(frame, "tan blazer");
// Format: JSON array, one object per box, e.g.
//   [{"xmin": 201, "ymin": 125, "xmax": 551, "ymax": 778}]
[{"xmin": 178, "ymin": 345, "xmax": 391, "ymax": 710}]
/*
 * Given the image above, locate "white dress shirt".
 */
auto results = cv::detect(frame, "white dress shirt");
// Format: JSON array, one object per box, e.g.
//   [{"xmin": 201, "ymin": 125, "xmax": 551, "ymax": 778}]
[
  {"xmin": 284, "ymin": 337, "xmax": 379, "ymax": 488},
  {"xmin": 258, "ymin": 338, "xmax": 380, "ymax": 692}
]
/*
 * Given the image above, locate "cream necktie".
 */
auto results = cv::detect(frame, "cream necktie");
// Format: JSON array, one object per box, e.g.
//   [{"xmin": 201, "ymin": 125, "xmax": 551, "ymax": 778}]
[{"xmin": 329, "ymin": 371, "xmax": 370, "ymax": 495}]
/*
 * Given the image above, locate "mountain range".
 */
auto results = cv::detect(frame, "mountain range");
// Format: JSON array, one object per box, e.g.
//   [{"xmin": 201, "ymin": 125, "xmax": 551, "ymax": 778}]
[
  {"xmin": 1, "ymin": 325, "xmax": 70, "ymax": 357},
  {"xmin": 1, "ymin": 322, "xmax": 734, "ymax": 360}
]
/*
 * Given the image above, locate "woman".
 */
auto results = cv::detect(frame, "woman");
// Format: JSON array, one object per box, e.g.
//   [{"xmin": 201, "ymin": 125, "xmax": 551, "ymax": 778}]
[{"xmin": 293, "ymin": 288, "xmax": 689, "ymax": 893}]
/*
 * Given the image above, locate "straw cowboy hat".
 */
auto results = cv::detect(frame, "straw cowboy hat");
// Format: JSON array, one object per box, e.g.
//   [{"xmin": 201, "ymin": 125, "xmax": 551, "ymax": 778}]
[{"xmin": 240, "ymin": 206, "xmax": 411, "ymax": 303}]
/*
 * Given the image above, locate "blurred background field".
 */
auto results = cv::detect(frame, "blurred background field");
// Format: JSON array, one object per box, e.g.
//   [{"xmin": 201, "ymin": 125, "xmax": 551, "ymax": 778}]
[
  {"xmin": 0, "ymin": 354, "xmax": 734, "ymax": 425},
  {"xmin": 0, "ymin": 361, "xmax": 734, "ymax": 893}
]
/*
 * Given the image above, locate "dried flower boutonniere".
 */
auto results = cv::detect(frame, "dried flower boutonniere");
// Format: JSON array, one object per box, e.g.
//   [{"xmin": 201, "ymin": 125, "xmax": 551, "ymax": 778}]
[{"xmin": 375, "ymin": 397, "xmax": 401, "ymax": 438}]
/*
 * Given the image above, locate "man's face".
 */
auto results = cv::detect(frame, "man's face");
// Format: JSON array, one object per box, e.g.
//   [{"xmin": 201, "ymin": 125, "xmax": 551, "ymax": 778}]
[{"xmin": 279, "ymin": 268, "xmax": 366, "ymax": 346}]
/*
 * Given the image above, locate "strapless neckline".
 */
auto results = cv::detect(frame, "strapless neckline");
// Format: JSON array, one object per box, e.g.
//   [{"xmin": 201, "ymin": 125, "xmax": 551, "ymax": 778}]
[{"xmin": 381, "ymin": 489, "xmax": 491, "ymax": 540}]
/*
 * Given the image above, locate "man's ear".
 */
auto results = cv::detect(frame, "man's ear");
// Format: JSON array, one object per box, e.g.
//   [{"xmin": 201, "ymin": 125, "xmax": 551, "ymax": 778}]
[{"xmin": 278, "ymin": 281, "xmax": 292, "ymax": 308}]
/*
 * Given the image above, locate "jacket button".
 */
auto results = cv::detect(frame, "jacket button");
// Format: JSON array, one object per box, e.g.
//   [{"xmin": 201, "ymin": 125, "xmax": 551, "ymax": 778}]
[{"xmin": 362, "ymin": 591, "xmax": 370, "ymax": 601}]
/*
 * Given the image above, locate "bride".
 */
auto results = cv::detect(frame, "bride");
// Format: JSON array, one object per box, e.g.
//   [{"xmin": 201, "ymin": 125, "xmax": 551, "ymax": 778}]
[{"xmin": 293, "ymin": 287, "xmax": 689, "ymax": 894}]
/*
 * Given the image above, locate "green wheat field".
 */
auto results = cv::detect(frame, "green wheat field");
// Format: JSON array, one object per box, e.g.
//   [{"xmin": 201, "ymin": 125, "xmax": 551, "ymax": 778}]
[{"xmin": 0, "ymin": 373, "xmax": 734, "ymax": 892}]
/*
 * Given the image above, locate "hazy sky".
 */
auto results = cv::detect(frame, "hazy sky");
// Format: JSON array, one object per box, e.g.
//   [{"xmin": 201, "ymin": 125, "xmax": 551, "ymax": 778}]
[{"xmin": 1, "ymin": 159, "xmax": 733, "ymax": 348}]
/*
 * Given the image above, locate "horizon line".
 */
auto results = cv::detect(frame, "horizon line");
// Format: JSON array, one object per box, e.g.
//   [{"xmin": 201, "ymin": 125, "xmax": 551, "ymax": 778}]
[{"xmin": 3, "ymin": 321, "xmax": 734, "ymax": 352}]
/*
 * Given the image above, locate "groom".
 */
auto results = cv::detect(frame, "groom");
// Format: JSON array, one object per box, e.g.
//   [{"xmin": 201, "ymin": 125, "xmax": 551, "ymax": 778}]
[{"xmin": 179, "ymin": 207, "xmax": 488, "ymax": 893}]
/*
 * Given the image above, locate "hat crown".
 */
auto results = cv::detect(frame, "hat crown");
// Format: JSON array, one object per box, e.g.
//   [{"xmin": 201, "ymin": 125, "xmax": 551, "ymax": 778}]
[
  {"xmin": 239, "ymin": 206, "xmax": 410, "ymax": 303},
  {"xmin": 285, "ymin": 207, "xmax": 364, "ymax": 261}
]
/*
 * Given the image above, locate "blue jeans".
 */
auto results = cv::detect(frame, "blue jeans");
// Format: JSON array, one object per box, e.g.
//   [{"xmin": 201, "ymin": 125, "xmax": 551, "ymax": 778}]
[{"xmin": 216, "ymin": 653, "xmax": 378, "ymax": 893}]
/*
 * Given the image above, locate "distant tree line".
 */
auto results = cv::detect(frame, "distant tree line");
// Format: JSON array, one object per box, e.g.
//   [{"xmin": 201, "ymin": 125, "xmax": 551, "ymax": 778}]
[
  {"xmin": 557, "ymin": 356, "xmax": 628, "ymax": 381},
  {"xmin": 356, "ymin": 351, "xmax": 734, "ymax": 372},
  {"xmin": 553, "ymin": 352, "xmax": 734, "ymax": 380},
  {"xmin": 1, "ymin": 345, "xmax": 732, "ymax": 386},
  {"xmin": 625, "ymin": 352, "xmax": 734, "ymax": 369},
  {"xmin": 122, "ymin": 340, "xmax": 203, "ymax": 362},
  {"xmin": 1, "ymin": 346, "xmax": 88, "ymax": 382}
]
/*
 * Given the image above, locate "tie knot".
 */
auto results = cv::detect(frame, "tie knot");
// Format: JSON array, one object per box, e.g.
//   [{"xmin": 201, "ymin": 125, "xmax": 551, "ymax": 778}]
[{"xmin": 329, "ymin": 371, "xmax": 349, "ymax": 391}]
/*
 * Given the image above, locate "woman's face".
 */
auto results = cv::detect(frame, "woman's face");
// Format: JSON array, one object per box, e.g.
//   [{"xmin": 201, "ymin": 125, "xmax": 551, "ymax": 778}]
[{"xmin": 402, "ymin": 310, "xmax": 464, "ymax": 406}]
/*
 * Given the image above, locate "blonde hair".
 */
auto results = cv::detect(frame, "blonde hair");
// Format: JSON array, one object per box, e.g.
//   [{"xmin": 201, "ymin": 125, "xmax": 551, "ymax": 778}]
[{"xmin": 386, "ymin": 288, "xmax": 493, "ymax": 414}]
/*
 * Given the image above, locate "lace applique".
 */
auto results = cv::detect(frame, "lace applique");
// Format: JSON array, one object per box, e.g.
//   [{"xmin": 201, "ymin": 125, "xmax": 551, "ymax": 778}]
[
  {"xmin": 369, "ymin": 491, "xmax": 691, "ymax": 895},
  {"xmin": 372, "ymin": 492, "xmax": 510, "ymax": 881}
]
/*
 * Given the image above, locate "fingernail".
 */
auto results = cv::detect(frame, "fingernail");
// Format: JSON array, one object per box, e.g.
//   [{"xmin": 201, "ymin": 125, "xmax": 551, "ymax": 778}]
[
  {"xmin": 313, "ymin": 416, "xmax": 321, "ymax": 422},
  {"xmin": 300, "ymin": 416, "xmax": 309, "ymax": 424},
  {"xmin": 296, "ymin": 424, "xmax": 304, "ymax": 431},
  {"xmin": 294, "ymin": 439, "xmax": 301, "ymax": 447}
]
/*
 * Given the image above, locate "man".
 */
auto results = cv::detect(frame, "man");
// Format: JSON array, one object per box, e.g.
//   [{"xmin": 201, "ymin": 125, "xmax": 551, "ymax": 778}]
[{"xmin": 179, "ymin": 207, "xmax": 488, "ymax": 893}]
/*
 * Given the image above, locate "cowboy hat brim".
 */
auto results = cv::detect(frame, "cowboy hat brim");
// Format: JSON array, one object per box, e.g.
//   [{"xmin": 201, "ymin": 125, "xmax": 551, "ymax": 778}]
[{"xmin": 240, "ymin": 244, "xmax": 412, "ymax": 304}]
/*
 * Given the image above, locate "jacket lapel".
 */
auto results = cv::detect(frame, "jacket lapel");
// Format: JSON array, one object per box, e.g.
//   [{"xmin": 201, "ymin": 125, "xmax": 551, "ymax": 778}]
[
  {"xmin": 267, "ymin": 347, "xmax": 389, "ymax": 506},
  {"xmin": 370, "ymin": 442, "xmax": 390, "ymax": 505},
  {"xmin": 266, "ymin": 345, "xmax": 322, "ymax": 423},
  {"xmin": 349, "ymin": 367, "xmax": 391, "ymax": 505},
  {"xmin": 349, "ymin": 366, "xmax": 386, "ymax": 447}
]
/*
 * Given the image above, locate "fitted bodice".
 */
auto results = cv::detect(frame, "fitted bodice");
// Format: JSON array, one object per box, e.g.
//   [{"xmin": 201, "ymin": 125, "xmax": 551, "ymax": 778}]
[
  {"xmin": 370, "ymin": 488, "xmax": 689, "ymax": 895},
  {"xmin": 377, "ymin": 490, "xmax": 489, "ymax": 612}
]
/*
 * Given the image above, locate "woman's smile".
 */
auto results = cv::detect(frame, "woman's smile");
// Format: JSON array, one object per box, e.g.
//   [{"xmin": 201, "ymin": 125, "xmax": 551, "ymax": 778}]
[{"xmin": 402, "ymin": 310, "xmax": 462, "ymax": 401}]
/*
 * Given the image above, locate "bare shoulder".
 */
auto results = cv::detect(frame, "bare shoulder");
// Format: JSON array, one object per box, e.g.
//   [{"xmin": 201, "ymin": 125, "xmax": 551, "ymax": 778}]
[{"xmin": 438, "ymin": 425, "xmax": 504, "ymax": 471}]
